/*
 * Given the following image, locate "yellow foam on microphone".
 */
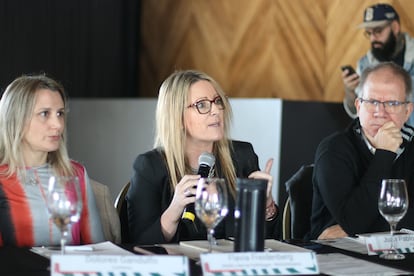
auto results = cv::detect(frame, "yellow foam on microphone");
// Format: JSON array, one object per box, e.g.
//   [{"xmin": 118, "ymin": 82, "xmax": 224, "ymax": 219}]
[{"xmin": 182, "ymin": 211, "xmax": 195, "ymax": 221}]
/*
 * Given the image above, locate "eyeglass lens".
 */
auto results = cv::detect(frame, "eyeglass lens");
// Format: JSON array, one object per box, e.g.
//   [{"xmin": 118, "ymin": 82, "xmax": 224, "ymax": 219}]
[
  {"xmin": 364, "ymin": 24, "xmax": 389, "ymax": 38},
  {"xmin": 195, "ymin": 97, "xmax": 224, "ymax": 114},
  {"xmin": 361, "ymin": 99, "xmax": 406, "ymax": 113}
]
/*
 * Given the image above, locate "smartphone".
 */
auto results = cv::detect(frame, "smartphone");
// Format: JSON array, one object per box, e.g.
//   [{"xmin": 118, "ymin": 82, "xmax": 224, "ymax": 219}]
[{"xmin": 341, "ymin": 65, "xmax": 356, "ymax": 76}]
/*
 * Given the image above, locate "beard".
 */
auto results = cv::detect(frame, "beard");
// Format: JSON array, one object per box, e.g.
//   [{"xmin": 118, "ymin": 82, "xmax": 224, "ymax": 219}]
[{"xmin": 371, "ymin": 32, "xmax": 397, "ymax": 61}]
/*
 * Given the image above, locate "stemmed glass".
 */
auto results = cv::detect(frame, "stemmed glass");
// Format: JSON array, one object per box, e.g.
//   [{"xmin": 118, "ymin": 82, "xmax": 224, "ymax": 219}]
[
  {"xmin": 46, "ymin": 176, "xmax": 83, "ymax": 254},
  {"xmin": 378, "ymin": 179, "xmax": 409, "ymax": 260},
  {"xmin": 195, "ymin": 178, "xmax": 228, "ymax": 253}
]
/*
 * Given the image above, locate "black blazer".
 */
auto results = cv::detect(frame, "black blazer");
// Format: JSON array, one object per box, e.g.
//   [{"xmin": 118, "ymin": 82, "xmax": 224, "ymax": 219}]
[{"xmin": 126, "ymin": 140, "xmax": 278, "ymax": 245}]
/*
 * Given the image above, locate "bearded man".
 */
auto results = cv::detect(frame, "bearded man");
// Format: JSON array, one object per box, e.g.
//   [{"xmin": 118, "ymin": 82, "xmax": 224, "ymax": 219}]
[{"xmin": 342, "ymin": 3, "xmax": 414, "ymax": 126}]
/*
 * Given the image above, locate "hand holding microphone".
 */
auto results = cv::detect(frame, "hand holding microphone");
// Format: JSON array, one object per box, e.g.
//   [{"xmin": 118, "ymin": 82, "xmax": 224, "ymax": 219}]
[{"xmin": 182, "ymin": 152, "xmax": 215, "ymax": 222}]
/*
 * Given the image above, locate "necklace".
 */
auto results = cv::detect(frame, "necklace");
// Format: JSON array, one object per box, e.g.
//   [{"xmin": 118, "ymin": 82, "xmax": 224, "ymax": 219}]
[{"xmin": 25, "ymin": 168, "xmax": 39, "ymax": 186}]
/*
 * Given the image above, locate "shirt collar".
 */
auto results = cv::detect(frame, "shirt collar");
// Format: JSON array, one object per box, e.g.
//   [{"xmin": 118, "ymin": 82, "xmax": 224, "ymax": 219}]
[{"xmin": 354, "ymin": 119, "xmax": 414, "ymax": 158}]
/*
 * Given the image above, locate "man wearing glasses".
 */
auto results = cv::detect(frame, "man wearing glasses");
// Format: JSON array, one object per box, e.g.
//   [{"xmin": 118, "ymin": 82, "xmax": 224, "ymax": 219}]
[
  {"xmin": 311, "ymin": 62, "xmax": 414, "ymax": 240},
  {"xmin": 342, "ymin": 3, "xmax": 414, "ymax": 126}
]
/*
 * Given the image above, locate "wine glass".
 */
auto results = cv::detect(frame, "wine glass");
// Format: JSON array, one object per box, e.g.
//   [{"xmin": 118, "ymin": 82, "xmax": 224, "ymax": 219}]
[
  {"xmin": 378, "ymin": 179, "xmax": 409, "ymax": 260},
  {"xmin": 46, "ymin": 176, "xmax": 83, "ymax": 254},
  {"xmin": 195, "ymin": 178, "xmax": 228, "ymax": 253}
]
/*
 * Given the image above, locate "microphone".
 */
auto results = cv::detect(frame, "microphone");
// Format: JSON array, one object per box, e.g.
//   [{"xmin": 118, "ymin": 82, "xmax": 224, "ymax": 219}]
[
  {"xmin": 197, "ymin": 152, "xmax": 215, "ymax": 177},
  {"xmin": 182, "ymin": 152, "xmax": 215, "ymax": 222}
]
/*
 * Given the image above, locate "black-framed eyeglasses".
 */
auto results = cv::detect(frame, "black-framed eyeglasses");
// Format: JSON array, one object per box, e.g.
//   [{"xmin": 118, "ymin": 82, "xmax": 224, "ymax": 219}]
[
  {"xmin": 363, "ymin": 23, "xmax": 390, "ymax": 39},
  {"xmin": 187, "ymin": 96, "xmax": 225, "ymax": 114},
  {"xmin": 359, "ymin": 98, "xmax": 410, "ymax": 114}
]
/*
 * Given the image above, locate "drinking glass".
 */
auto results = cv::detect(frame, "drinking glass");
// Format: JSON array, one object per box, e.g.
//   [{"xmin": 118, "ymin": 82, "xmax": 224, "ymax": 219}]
[
  {"xmin": 195, "ymin": 178, "xmax": 228, "ymax": 253},
  {"xmin": 46, "ymin": 176, "xmax": 83, "ymax": 254},
  {"xmin": 378, "ymin": 179, "xmax": 409, "ymax": 260}
]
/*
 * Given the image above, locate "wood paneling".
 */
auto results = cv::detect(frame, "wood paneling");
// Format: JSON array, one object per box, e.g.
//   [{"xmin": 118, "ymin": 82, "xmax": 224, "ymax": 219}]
[{"xmin": 139, "ymin": 0, "xmax": 414, "ymax": 102}]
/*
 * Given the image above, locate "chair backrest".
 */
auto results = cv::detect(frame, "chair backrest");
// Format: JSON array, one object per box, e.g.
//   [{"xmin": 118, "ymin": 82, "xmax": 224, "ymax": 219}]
[
  {"xmin": 282, "ymin": 197, "xmax": 291, "ymax": 240},
  {"xmin": 90, "ymin": 179, "xmax": 121, "ymax": 243},
  {"xmin": 114, "ymin": 182, "xmax": 131, "ymax": 243},
  {"xmin": 284, "ymin": 164, "xmax": 314, "ymax": 240}
]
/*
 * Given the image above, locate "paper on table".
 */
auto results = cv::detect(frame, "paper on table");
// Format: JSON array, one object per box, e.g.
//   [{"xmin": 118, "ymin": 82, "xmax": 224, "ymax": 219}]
[
  {"xmin": 314, "ymin": 230, "xmax": 414, "ymax": 255},
  {"xmin": 31, "ymin": 241, "xmax": 133, "ymax": 258},
  {"xmin": 357, "ymin": 230, "xmax": 410, "ymax": 241},
  {"xmin": 401, "ymin": 228, "xmax": 414, "ymax": 234},
  {"xmin": 65, "ymin": 245, "xmax": 94, "ymax": 252},
  {"xmin": 313, "ymin": 237, "xmax": 368, "ymax": 254},
  {"xmin": 179, "ymin": 239, "xmax": 311, "ymax": 253},
  {"xmin": 317, "ymin": 253, "xmax": 412, "ymax": 276},
  {"xmin": 355, "ymin": 229, "xmax": 414, "ymax": 246},
  {"xmin": 173, "ymin": 239, "xmax": 233, "ymax": 260},
  {"xmin": 179, "ymin": 239, "xmax": 234, "ymax": 253},
  {"xmin": 264, "ymin": 239, "xmax": 312, "ymax": 252},
  {"xmin": 364, "ymin": 233, "xmax": 414, "ymax": 255},
  {"xmin": 175, "ymin": 239, "xmax": 312, "ymax": 261}
]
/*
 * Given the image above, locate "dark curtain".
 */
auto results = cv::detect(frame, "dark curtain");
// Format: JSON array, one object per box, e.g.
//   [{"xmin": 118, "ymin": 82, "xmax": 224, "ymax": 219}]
[{"xmin": 0, "ymin": 0, "xmax": 140, "ymax": 97}]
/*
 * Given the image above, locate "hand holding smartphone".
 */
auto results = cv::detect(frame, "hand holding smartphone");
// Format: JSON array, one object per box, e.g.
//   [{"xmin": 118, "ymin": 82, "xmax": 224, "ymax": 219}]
[{"xmin": 341, "ymin": 65, "xmax": 356, "ymax": 77}]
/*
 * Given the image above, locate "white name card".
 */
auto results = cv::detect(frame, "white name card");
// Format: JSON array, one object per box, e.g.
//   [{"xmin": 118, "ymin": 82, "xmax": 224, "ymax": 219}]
[
  {"xmin": 365, "ymin": 234, "xmax": 414, "ymax": 255},
  {"xmin": 51, "ymin": 254, "xmax": 189, "ymax": 276},
  {"xmin": 200, "ymin": 252, "xmax": 319, "ymax": 276}
]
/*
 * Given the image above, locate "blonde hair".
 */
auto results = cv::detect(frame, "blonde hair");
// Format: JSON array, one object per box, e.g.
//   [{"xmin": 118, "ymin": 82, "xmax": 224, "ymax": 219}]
[
  {"xmin": 154, "ymin": 70, "xmax": 237, "ymax": 197},
  {"xmin": 0, "ymin": 74, "xmax": 74, "ymax": 177}
]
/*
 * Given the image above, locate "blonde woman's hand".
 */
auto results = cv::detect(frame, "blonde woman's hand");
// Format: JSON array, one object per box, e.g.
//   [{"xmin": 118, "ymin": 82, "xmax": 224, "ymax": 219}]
[
  {"xmin": 170, "ymin": 175, "xmax": 200, "ymax": 213},
  {"xmin": 161, "ymin": 174, "xmax": 200, "ymax": 241},
  {"xmin": 248, "ymin": 158, "xmax": 277, "ymax": 220},
  {"xmin": 248, "ymin": 158, "xmax": 274, "ymax": 199}
]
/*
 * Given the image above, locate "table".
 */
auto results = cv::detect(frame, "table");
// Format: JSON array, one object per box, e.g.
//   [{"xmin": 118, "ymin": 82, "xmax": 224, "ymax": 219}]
[
  {"xmin": 0, "ymin": 246, "xmax": 49, "ymax": 276},
  {"xmin": 288, "ymin": 239, "xmax": 414, "ymax": 275},
  {"xmin": 1, "ymin": 240, "xmax": 414, "ymax": 276}
]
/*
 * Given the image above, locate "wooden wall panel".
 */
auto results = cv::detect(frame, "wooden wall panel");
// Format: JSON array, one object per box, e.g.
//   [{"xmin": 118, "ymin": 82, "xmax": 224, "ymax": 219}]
[{"xmin": 139, "ymin": 0, "xmax": 414, "ymax": 102}]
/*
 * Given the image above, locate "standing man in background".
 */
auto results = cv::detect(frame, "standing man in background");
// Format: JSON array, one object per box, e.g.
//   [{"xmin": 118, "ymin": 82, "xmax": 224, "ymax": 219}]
[{"xmin": 342, "ymin": 3, "xmax": 414, "ymax": 125}]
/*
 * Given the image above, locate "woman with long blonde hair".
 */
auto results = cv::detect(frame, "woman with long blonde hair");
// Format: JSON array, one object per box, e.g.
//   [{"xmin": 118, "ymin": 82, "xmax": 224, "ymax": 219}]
[{"xmin": 127, "ymin": 70, "xmax": 278, "ymax": 244}]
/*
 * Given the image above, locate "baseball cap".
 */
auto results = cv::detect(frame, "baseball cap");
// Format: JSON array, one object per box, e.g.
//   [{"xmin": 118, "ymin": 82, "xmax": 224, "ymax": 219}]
[{"xmin": 358, "ymin": 3, "xmax": 399, "ymax": 29}]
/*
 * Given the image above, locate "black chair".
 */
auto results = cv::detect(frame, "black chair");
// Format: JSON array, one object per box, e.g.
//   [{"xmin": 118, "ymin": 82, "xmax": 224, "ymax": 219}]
[
  {"xmin": 114, "ymin": 182, "xmax": 131, "ymax": 243},
  {"xmin": 283, "ymin": 164, "xmax": 314, "ymax": 240},
  {"xmin": 282, "ymin": 197, "xmax": 291, "ymax": 240}
]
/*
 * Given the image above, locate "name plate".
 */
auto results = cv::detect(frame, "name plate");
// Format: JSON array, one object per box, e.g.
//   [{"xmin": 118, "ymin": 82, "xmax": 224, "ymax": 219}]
[
  {"xmin": 365, "ymin": 234, "xmax": 414, "ymax": 255},
  {"xmin": 51, "ymin": 255, "xmax": 189, "ymax": 276},
  {"xmin": 200, "ymin": 252, "xmax": 318, "ymax": 276}
]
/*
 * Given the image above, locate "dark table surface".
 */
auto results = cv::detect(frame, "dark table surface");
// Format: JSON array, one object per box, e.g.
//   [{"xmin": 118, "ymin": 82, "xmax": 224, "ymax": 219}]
[
  {"xmin": 0, "ymin": 246, "xmax": 50, "ymax": 276},
  {"xmin": 288, "ymin": 239, "xmax": 414, "ymax": 275},
  {"xmin": 1, "ymin": 240, "xmax": 414, "ymax": 276}
]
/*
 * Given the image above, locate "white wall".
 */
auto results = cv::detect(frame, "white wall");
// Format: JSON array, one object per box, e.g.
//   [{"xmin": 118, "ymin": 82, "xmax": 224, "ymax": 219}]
[
  {"xmin": 229, "ymin": 99, "xmax": 281, "ymax": 202},
  {"xmin": 67, "ymin": 98, "xmax": 282, "ymax": 203}
]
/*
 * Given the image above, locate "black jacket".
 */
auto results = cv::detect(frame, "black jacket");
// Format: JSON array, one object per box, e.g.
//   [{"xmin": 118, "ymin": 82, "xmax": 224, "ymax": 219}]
[{"xmin": 127, "ymin": 140, "xmax": 278, "ymax": 244}]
